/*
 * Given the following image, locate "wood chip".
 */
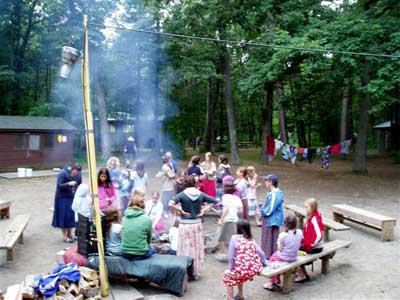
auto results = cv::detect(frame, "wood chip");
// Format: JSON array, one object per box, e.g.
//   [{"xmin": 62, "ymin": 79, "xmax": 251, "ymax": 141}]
[
  {"xmin": 67, "ymin": 284, "xmax": 79, "ymax": 297},
  {"xmin": 4, "ymin": 284, "xmax": 22, "ymax": 300},
  {"xmin": 78, "ymin": 267, "xmax": 98, "ymax": 281},
  {"xmin": 74, "ymin": 295, "xmax": 83, "ymax": 300}
]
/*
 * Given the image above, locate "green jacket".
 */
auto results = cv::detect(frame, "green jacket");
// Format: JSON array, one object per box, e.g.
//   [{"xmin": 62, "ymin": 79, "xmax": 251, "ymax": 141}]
[{"xmin": 122, "ymin": 207, "xmax": 152, "ymax": 255}]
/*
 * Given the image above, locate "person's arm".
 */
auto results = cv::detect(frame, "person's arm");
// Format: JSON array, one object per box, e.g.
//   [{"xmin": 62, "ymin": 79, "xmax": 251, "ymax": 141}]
[
  {"xmin": 255, "ymin": 243, "xmax": 267, "ymax": 266},
  {"xmin": 147, "ymin": 220, "xmax": 153, "ymax": 244},
  {"xmin": 197, "ymin": 194, "xmax": 217, "ymax": 217},
  {"xmin": 311, "ymin": 216, "xmax": 322, "ymax": 246},
  {"xmin": 218, "ymin": 206, "xmax": 229, "ymax": 226},
  {"xmin": 57, "ymin": 172, "xmax": 71, "ymax": 190},
  {"xmin": 153, "ymin": 202, "xmax": 163, "ymax": 226},
  {"xmin": 261, "ymin": 192, "xmax": 279, "ymax": 217},
  {"xmin": 277, "ymin": 232, "xmax": 285, "ymax": 252},
  {"xmin": 228, "ymin": 236, "xmax": 237, "ymax": 270},
  {"xmin": 169, "ymin": 195, "xmax": 190, "ymax": 217}
]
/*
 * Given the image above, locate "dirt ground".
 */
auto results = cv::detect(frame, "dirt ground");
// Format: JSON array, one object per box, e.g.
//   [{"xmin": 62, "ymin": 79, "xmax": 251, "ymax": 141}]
[{"xmin": 1, "ymin": 153, "xmax": 399, "ymax": 299}]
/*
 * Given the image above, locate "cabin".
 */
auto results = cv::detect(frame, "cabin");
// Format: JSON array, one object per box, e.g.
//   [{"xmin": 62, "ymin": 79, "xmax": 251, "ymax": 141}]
[
  {"xmin": 373, "ymin": 121, "xmax": 392, "ymax": 153},
  {"xmin": 0, "ymin": 115, "xmax": 77, "ymax": 172}
]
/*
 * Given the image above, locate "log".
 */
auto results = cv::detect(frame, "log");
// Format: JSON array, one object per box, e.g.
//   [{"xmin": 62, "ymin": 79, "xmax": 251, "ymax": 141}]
[
  {"xmin": 21, "ymin": 275, "xmax": 35, "ymax": 299},
  {"xmin": 67, "ymin": 284, "xmax": 80, "ymax": 297},
  {"xmin": 5, "ymin": 285, "xmax": 22, "ymax": 300},
  {"xmin": 78, "ymin": 267, "xmax": 98, "ymax": 281}
]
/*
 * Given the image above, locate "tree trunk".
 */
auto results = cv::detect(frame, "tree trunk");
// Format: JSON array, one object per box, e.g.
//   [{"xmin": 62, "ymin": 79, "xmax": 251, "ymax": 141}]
[
  {"xmin": 153, "ymin": 17, "xmax": 162, "ymax": 154},
  {"xmin": 261, "ymin": 83, "xmax": 274, "ymax": 164},
  {"xmin": 353, "ymin": 62, "xmax": 371, "ymax": 173},
  {"xmin": 340, "ymin": 79, "xmax": 351, "ymax": 142},
  {"xmin": 204, "ymin": 77, "xmax": 220, "ymax": 152},
  {"xmin": 290, "ymin": 78, "xmax": 307, "ymax": 147},
  {"xmin": 95, "ymin": 80, "xmax": 111, "ymax": 160},
  {"xmin": 276, "ymin": 81, "xmax": 288, "ymax": 144},
  {"xmin": 222, "ymin": 47, "xmax": 241, "ymax": 164}
]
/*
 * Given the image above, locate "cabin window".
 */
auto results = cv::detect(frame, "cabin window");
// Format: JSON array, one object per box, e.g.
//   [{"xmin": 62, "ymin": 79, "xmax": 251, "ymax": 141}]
[
  {"xmin": 44, "ymin": 133, "xmax": 55, "ymax": 148},
  {"xmin": 15, "ymin": 134, "xmax": 25, "ymax": 149},
  {"xmin": 29, "ymin": 135, "xmax": 41, "ymax": 150}
]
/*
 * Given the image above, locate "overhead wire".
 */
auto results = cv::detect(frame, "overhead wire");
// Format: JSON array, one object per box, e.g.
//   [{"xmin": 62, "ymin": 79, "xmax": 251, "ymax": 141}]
[{"xmin": 89, "ymin": 22, "xmax": 400, "ymax": 59}]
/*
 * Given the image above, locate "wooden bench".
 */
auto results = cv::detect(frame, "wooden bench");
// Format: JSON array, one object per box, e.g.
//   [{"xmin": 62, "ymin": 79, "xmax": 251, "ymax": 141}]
[
  {"xmin": 285, "ymin": 204, "xmax": 350, "ymax": 241},
  {"xmin": 238, "ymin": 142, "xmax": 255, "ymax": 148},
  {"xmin": 0, "ymin": 199, "xmax": 11, "ymax": 219},
  {"xmin": 260, "ymin": 239, "xmax": 352, "ymax": 293},
  {"xmin": 0, "ymin": 214, "xmax": 30, "ymax": 261},
  {"xmin": 332, "ymin": 204, "xmax": 396, "ymax": 241}
]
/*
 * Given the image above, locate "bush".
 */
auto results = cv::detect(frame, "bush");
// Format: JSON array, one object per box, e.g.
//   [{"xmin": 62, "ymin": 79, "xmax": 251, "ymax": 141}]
[{"xmin": 393, "ymin": 152, "xmax": 400, "ymax": 164}]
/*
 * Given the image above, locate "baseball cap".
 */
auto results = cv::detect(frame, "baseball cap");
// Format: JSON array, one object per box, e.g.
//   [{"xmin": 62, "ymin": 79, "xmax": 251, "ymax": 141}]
[{"xmin": 261, "ymin": 174, "xmax": 279, "ymax": 184}]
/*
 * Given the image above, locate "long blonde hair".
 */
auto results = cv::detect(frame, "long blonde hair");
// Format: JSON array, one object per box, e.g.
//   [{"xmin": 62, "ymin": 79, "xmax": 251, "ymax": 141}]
[
  {"xmin": 305, "ymin": 198, "xmax": 318, "ymax": 216},
  {"xmin": 106, "ymin": 156, "xmax": 120, "ymax": 170}
]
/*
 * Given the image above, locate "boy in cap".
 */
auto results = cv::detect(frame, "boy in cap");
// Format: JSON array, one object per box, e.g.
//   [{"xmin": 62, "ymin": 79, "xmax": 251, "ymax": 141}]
[{"xmin": 260, "ymin": 174, "xmax": 285, "ymax": 259}]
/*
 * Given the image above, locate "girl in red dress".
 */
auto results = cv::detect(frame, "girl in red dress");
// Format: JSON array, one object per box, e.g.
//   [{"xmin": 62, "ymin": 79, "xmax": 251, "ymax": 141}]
[{"xmin": 223, "ymin": 219, "xmax": 267, "ymax": 300}]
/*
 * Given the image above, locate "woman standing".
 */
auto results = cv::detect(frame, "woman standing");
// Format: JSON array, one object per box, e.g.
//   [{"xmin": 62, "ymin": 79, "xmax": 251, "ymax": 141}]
[
  {"xmin": 157, "ymin": 155, "xmax": 176, "ymax": 214},
  {"xmin": 169, "ymin": 176, "xmax": 217, "ymax": 279},
  {"xmin": 201, "ymin": 152, "xmax": 217, "ymax": 197},
  {"xmin": 52, "ymin": 163, "xmax": 82, "ymax": 243}
]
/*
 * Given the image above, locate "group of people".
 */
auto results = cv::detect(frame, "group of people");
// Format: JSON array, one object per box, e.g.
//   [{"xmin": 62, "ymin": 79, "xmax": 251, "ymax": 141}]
[{"xmin": 51, "ymin": 151, "xmax": 325, "ymax": 300}]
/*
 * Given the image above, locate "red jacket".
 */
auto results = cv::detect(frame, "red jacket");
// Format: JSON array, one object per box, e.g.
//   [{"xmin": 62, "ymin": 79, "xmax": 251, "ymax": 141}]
[{"xmin": 302, "ymin": 211, "xmax": 324, "ymax": 252}]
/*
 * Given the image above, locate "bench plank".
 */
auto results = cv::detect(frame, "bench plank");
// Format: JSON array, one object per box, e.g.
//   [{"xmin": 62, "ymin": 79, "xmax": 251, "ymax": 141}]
[
  {"xmin": 0, "ymin": 214, "xmax": 30, "ymax": 260},
  {"xmin": 332, "ymin": 204, "xmax": 396, "ymax": 241},
  {"xmin": 261, "ymin": 239, "xmax": 352, "ymax": 278}
]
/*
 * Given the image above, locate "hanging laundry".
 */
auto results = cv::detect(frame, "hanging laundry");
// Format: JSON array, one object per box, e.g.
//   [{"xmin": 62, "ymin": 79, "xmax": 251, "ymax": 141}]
[
  {"xmin": 307, "ymin": 149, "xmax": 316, "ymax": 164},
  {"xmin": 281, "ymin": 144, "xmax": 291, "ymax": 161},
  {"xmin": 290, "ymin": 146, "xmax": 298, "ymax": 165},
  {"xmin": 266, "ymin": 136, "xmax": 275, "ymax": 156},
  {"xmin": 316, "ymin": 148, "xmax": 321, "ymax": 154},
  {"xmin": 303, "ymin": 148, "xmax": 308, "ymax": 159},
  {"xmin": 274, "ymin": 139, "xmax": 284, "ymax": 155},
  {"xmin": 298, "ymin": 147, "xmax": 305, "ymax": 155},
  {"xmin": 321, "ymin": 147, "xmax": 330, "ymax": 169},
  {"xmin": 340, "ymin": 140, "xmax": 352, "ymax": 155},
  {"xmin": 331, "ymin": 143, "xmax": 341, "ymax": 155}
]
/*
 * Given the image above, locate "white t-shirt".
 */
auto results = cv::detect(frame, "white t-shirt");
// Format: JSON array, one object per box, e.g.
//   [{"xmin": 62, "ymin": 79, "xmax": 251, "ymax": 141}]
[
  {"xmin": 169, "ymin": 226, "xmax": 179, "ymax": 251},
  {"xmin": 131, "ymin": 171, "xmax": 148, "ymax": 193},
  {"xmin": 221, "ymin": 194, "xmax": 243, "ymax": 223},
  {"xmin": 145, "ymin": 200, "xmax": 163, "ymax": 228}
]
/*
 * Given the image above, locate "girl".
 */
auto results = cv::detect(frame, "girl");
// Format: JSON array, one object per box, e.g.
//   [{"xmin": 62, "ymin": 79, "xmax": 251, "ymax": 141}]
[
  {"xmin": 105, "ymin": 207, "xmax": 122, "ymax": 256},
  {"xmin": 235, "ymin": 167, "xmax": 249, "ymax": 220},
  {"xmin": 187, "ymin": 156, "xmax": 203, "ymax": 177},
  {"xmin": 294, "ymin": 198, "xmax": 324, "ymax": 283},
  {"xmin": 145, "ymin": 192, "xmax": 165, "ymax": 234},
  {"xmin": 106, "ymin": 156, "xmax": 122, "ymax": 190},
  {"xmin": 216, "ymin": 182, "xmax": 243, "ymax": 261},
  {"xmin": 175, "ymin": 171, "xmax": 186, "ymax": 194},
  {"xmin": 98, "ymin": 168, "xmax": 116, "ymax": 212},
  {"xmin": 131, "ymin": 161, "xmax": 148, "ymax": 194},
  {"xmin": 260, "ymin": 174, "xmax": 284, "ymax": 259},
  {"xmin": 216, "ymin": 155, "xmax": 231, "ymax": 201},
  {"xmin": 247, "ymin": 166, "xmax": 261, "ymax": 226},
  {"xmin": 120, "ymin": 170, "xmax": 134, "ymax": 214},
  {"xmin": 201, "ymin": 152, "xmax": 217, "ymax": 197},
  {"xmin": 223, "ymin": 219, "xmax": 267, "ymax": 300},
  {"xmin": 157, "ymin": 155, "xmax": 176, "ymax": 214},
  {"xmin": 263, "ymin": 214, "xmax": 303, "ymax": 290}
]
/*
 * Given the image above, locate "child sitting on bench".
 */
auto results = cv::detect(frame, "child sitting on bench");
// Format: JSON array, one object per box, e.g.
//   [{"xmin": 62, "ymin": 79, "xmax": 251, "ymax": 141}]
[
  {"xmin": 294, "ymin": 198, "xmax": 324, "ymax": 283},
  {"xmin": 263, "ymin": 214, "xmax": 303, "ymax": 290}
]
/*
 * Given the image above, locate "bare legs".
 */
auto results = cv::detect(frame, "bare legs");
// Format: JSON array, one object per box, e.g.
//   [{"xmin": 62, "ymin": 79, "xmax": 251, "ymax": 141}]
[
  {"xmin": 226, "ymin": 284, "xmax": 244, "ymax": 300},
  {"xmin": 61, "ymin": 228, "xmax": 73, "ymax": 242}
]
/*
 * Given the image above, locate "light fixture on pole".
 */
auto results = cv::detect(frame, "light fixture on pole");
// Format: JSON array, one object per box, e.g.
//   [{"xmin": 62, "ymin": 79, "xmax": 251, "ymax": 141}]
[{"xmin": 58, "ymin": 15, "xmax": 109, "ymax": 297}]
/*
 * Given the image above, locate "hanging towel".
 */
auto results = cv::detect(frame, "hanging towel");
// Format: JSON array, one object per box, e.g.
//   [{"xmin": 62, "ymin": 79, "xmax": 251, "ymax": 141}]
[
  {"xmin": 36, "ymin": 263, "xmax": 81, "ymax": 296},
  {"xmin": 321, "ymin": 147, "xmax": 330, "ymax": 169},
  {"xmin": 316, "ymin": 148, "xmax": 321, "ymax": 154},
  {"xmin": 281, "ymin": 144, "xmax": 291, "ymax": 161},
  {"xmin": 331, "ymin": 144, "xmax": 341, "ymax": 155},
  {"xmin": 340, "ymin": 140, "xmax": 351, "ymax": 155},
  {"xmin": 274, "ymin": 139, "xmax": 284, "ymax": 154},
  {"xmin": 307, "ymin": 149, "xmax": 316, "ymax": 164},
  {"xmin": 298, "ymin": 147, "xmax": 305, "ymax": 155},
  {"xmin": 303, "ymin": 148, "xmax": 308, "ymax": 159},
  {"xmin": 290, "ymin": 146, "xmax": 298, "ymax": 165},
  {"xmin": 266, "ymin": 136, "xmax": 275, "ymax": 156}
]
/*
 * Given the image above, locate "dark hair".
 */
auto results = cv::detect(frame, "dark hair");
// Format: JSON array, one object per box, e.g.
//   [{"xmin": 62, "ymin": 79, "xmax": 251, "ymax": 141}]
[
  {"xmin": 136, "ymin": 160, "xmax": 145, "ymax": 171},
  {"xmin": 223, "ymin": 182, "xmax": 236, "ymax": 195},
  {"xmin": 285, "ymin": 214, "xmax": 298, "ymax": 234},
  {"xmin": 238, "ymin": 167, "xmax": 247, "ymax": 177},
  {"xmin": 185, "ymin": 175, "xmax": 196, "ymax": 188},
  {"xmin": 98, "ymin": 167, "xmax": 112, "ymax": 187},
  {"xmin": 71, "ymin": 163, "xmax": 82, "ymax": 172},
  {"xmin": 236, "ymin": 219, "xmax": 252, "ymax": 239},
  {"xmin": 192, "ymin": 156, "xmax": 201, "ymax": 165},
  {"xmin": 104, "ymin": 207, "xmax": 119, "ymax": 239},
  {"xmin": 219, "ymin": 154, "xmax": 228, "ymax": 164}
]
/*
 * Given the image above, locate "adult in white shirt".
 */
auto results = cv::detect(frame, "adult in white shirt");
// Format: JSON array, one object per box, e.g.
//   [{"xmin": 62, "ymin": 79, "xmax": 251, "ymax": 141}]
[
  {"xmin": 131, "ymin": 161, "xmax": 148, "ymax": 194},
  {"xmin": 145, "ymin": 192, "xmax": 165, "ymax": 233}
]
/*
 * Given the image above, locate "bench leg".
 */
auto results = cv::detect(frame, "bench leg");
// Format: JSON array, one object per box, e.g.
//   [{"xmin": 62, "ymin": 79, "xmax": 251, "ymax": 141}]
[
  {"xmin": 321, "ymin": 256, "xmax": 330, "ymax": 275},
  {"xmin": 282, "ymin": 271, "xmax": 294, "ymax": 293},
  {"xmin": 381, "ymin": 223, "xmax": 395, "ymax": 242},
  {"xmin": 324, "ymin": 229, "xmax": 330, "ymax": 242},
  {"xmin": 333, "ymin": 212, "xmax": 344, "ymax": 223},
  {"xmin": 18, "ymin": 233, "xmax": 23, "ymax": 244},
  {"xmin": 7, "ymin": 249, "xmax": 13, "ymax": 261}
]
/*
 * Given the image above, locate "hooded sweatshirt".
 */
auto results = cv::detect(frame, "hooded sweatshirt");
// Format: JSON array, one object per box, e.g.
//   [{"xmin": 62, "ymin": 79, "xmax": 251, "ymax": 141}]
[
  {"xmin": 122, "ymin": 208, "xmax": 152, "ymax": 256},
  {"xmin": 302, "ymin": 210, "xmax": 324, "ymax": 252},
  {"xmin": 171, "ymin": 187, "xmax": 217, "ymax": 219}
]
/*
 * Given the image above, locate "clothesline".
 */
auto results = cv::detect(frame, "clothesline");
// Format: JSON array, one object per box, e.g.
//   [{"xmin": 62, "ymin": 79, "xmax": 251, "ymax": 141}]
[{"xmin": 266, "ymin": 136, "xmax": 352, "ymax": 169}]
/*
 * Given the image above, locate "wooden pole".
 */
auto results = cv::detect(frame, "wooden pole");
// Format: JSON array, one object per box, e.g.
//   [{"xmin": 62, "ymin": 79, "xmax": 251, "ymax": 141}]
[{"xmin": 82, "ymin": 14, "xmax": 109, "ymax": 297}]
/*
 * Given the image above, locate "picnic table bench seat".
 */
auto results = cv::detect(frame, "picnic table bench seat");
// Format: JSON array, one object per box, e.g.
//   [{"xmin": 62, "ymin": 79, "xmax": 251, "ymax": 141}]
[
  {"xmin": 0, "ymin": 199, "xmax": 11, "ymax": 219},
  {"xmin": 285, "ymin": 204, "xmax": 350, "ymax": 241},
  {"xmin": 0, "ymin": 214, "xmax": 30, "ymax": 261},
  {"xmin": 332, "ymin": 204, "xmax": 396, "ymax": 241},
  {"xmin": 260, "ymin": 239, "xmax": 352, "ymax": 293}
]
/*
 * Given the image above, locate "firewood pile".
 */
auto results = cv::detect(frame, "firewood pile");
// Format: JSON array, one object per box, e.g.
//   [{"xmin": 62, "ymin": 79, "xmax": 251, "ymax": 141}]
[{"xmin": 1, "ymin": 267, "xmax": 101, "ymax": 300}]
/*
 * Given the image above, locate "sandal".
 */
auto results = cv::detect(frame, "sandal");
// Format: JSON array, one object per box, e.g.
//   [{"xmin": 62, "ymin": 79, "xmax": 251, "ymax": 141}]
[
  {"xmin": 234, "ymin": 295, "xmax": 244, "ymax": 300},
  {"xmin": 262, "ymin": 283, "xmax": 274, "ymax": 291},
  {"xmin": 294, "ymin": 275, "xmax": 310, "ymax": 283},
  {"xmin": 64, "ymin": 238, "xmax": 74, "ymax": 243}
]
